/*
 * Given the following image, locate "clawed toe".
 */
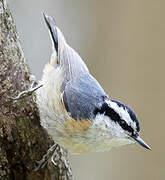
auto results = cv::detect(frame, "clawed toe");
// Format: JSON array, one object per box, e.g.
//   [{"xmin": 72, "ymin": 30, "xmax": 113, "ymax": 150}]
[{"xmin": 34, "ymin": 144, "xmax": 58, "ymax": 171}]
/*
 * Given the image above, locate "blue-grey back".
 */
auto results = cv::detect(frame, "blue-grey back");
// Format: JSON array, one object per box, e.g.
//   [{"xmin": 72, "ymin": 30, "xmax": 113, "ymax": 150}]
[{"xmin": 63, "ymin": 73, "xmax": 107, "ymax": 120}]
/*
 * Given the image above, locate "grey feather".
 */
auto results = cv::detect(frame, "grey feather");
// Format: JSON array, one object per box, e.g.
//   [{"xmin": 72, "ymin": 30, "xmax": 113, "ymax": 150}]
[
  {"xmin": 63, "ymin": 73, "xmax": 107, "ymax": 120},
  {"xmin": 43, "ymin": 16, "xmax": 107, "ymax": 120},
  {"xmin": 43, "ymin": 13, "xmax": 58, "ymax": 55}
]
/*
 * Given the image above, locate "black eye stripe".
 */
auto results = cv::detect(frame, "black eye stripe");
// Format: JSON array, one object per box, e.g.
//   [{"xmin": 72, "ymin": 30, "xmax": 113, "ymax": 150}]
[
  {"xmin": 94, "ymin": 102, "xmax": 135, "ymax": 135},
  {"xmin": 118, "ymin": 120, "xmax": 125, "ymax": 125},
  {"xmin": 111, "ymin": 99, "xmax": 140, "ymax": 132},
  {"xmin": 94, "ymin": 103, "xmax": 121, "ymax": 123},
  {"xmin": 119, "ymin": 120, "xmax": 134, "ymax": 134}
]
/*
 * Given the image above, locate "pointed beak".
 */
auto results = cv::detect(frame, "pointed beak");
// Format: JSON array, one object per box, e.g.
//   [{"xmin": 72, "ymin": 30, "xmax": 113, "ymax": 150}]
[{"xmin": 133, "ymin": 136, "xmax": 151, "ymax": 150}]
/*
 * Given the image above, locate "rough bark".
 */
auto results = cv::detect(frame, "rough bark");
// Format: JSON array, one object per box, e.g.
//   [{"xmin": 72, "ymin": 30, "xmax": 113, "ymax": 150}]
[{"xmin": 0, "ymin": 1, "xmax": 73, "ymax": 180}]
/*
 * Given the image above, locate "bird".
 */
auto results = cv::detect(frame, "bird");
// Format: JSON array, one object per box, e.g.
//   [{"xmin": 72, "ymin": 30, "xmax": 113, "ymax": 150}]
[{"xmin": 36, "ymin": 13, "xmax": 151, "ymax": 155}]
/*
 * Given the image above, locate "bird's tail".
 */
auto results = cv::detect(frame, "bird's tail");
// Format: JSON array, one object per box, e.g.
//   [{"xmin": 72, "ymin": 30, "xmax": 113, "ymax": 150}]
[{"xmin": 43, "ymin": 13, "xmax": 89, "ymax": 80}]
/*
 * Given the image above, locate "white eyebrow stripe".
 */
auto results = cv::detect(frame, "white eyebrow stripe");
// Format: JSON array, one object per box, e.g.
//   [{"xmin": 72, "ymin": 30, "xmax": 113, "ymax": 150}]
[{"xmin": 105, "ymin": 99, "xmax": 137, "ymax": 130}]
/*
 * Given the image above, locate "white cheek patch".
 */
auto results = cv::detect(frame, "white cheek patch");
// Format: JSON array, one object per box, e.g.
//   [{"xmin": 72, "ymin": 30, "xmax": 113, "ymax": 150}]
[{"xmin": 93, "ymin": 114, "xmax": 125, "ymax": 138}]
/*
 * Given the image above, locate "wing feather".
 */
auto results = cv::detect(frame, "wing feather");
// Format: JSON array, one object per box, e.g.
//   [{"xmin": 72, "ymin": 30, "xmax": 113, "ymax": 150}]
[{"xmin": 63, "ymin": 73, "xmax": 106, "ymax": 120}]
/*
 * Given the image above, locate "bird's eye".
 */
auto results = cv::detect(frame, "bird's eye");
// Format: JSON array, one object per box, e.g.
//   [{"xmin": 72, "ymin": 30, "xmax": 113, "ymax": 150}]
[
  {"xmin": 118, "ymin": 120, "xmax": 134, "ymax": 135},
  {"xmin": 119, "ymin": 120, "xmax": 126, "ymax": 126}
]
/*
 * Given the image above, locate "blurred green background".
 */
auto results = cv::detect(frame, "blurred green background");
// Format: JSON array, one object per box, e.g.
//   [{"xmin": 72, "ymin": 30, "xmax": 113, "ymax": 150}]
[{"xmin": 9, "ymin": 0, "xmax": 164, "ymax": 179}]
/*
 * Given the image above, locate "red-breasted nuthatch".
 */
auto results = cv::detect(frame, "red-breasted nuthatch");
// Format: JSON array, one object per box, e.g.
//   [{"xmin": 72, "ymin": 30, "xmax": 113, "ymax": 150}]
[{"xmin": 36, "ymin": 14, "xmax": 151, "ymax": 154}]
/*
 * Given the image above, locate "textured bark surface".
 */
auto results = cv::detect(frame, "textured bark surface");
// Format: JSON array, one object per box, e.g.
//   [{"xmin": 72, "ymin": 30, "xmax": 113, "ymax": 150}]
[{"xmin": 0, "ymin": 0, "xmax": 73, "ymax": 179}]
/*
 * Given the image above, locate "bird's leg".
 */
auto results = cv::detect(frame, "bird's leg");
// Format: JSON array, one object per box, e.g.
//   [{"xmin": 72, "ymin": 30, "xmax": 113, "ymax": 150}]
[{"xmin": 34, "ymin": 144, "xmax": 58, "ymax": 171}]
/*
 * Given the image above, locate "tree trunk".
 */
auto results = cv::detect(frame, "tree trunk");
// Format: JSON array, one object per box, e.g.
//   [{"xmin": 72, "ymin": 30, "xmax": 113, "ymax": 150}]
[{"xmin": 0, "ymin": 1, "xmax": 73, "ymax": 179}]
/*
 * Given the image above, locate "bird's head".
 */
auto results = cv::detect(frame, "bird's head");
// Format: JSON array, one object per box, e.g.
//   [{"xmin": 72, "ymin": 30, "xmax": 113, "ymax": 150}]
[{"xmin": 94, "ymin": 97, "xmax": 151, "ymax": 150}]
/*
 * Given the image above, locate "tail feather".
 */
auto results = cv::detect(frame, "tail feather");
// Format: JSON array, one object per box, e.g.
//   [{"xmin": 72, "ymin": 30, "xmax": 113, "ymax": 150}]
[
  {"xmin": 43, "ymin": 13, "xmax": 58, "ymax": 56},
  {"xmin": 43, "ymin": 13, "xmax": 89, "ymax": 80}
]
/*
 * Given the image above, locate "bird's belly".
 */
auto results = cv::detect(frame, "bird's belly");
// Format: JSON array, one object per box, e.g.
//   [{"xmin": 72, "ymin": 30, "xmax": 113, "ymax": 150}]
[
  {"xmin": 40, "ymin": 114, "xmax": 134, "ymax": 154},
  {"xmin": 58, "ymin": 135, "xmax": 133, "ymax": 154},
  {"xmin": 48, "ymin": 120, "xmax": 134, "ymax": 154}
]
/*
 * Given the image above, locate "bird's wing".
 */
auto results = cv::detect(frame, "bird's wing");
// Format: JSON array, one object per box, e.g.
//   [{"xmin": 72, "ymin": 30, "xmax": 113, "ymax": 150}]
[
  {"xmin": 43, "ymin": 14, "xmax": 107, "ymax": 120},
  {"xmin": 63, "ymin": 73, "xmax": 106, "ymax": 120}
]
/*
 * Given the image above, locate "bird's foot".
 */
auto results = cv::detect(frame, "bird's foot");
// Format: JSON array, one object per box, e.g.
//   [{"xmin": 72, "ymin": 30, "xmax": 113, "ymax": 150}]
[{"xmin": 34, "ymin": 144, "xmax": 58, "ymax": 171}]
